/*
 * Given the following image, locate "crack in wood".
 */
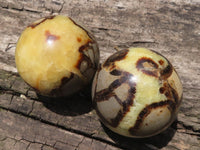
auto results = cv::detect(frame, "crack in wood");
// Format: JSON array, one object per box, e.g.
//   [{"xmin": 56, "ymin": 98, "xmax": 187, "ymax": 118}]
[
  {"xmin": 75, "ymin": 137, "xmax": 85, "ymax": 150},
  {"xmin": 0, "ymin": 87, "xmax": 28, "ymax": 101},
  {"xmin": 25, "ymin": 143, "xmax": 31, "ymax": 150},
  {"xmin": 1, "ymin": 86, "xmax": 199, "ymax": 135},
  {"xmin": 4, "ymin": 42, "xmax": 16, "ymax": 52},
  {"xmin": 178, "ymin": 121, "xmax": 200, "ymax": 135},
  {"xmin": 0, "ymin": 105, "xmax": 126, "ymax": 149},
  {"xmin": 18, "ymin": 138, "xmax": 53, "ymax": 149},
  {"xmin": 0, "ymin": 1, "xmax": 65, "ymax": 14},
  {"xmin": 0, "ymin": 74, "xmax": 200, "ymax": 150},
  {"xmin": 28, "ymin": 101, "xmax": 35, "ymax": 116},
  {"xmin": 0, "ymin": 6, "xmax": 42, "ymax": 14},
  {"xmin": 57, "ymin": 0, "xmax": 65, "ymax": 13},
  {"xmin": 177, "ymin": 130, "xmax": 200, "ymax": 137}
]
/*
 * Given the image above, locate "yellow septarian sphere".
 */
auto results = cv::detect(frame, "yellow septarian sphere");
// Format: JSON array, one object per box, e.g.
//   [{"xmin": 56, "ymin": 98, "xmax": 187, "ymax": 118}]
[
  {"xmin": 92, "ymin": 47, "xmax": 182, "ymax": 138},
  {"xmin": 15, "ymin": 15, "xmax": 99, "ymax": 97}
]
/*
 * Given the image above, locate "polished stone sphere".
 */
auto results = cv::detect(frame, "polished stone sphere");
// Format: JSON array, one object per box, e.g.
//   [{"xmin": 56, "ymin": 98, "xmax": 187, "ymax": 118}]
[
  {"xmin": 15, "ymin": 15, "xmax": 99, "ymax": 97},
  {"xmin": 92, "ymin": 47, "xmax": 182, "ymax": 138}
]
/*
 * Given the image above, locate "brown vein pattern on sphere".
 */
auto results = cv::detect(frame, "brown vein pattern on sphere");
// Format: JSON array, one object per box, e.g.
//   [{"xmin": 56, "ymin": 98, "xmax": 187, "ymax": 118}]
[
  {"xmin": 129, "ymin": 100, "xmax": 176, "ymax": 135},
  {"xmin": 92, "ymin": 48, "xmax": 182, "ymax": 138},
  {"xmin": 136, "ymin": 57, "xmax": 159, "ymax": 77},
  {"xmin": 103, "ymin": 49, "xmax": 129, "ymax": 68},
  {"xmin": 94, "ymin": 69, "xmax": 136, "ymax": 127}
]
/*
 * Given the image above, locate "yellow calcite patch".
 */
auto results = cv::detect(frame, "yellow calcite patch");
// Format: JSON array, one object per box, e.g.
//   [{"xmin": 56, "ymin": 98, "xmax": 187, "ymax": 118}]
[
  {"xmin": 15, "ymin": 15, "xmax": 97, "ymax": 96},
  {"xmin": 113, "ymin": 48, "xmax": 169, "ymax": 136}
]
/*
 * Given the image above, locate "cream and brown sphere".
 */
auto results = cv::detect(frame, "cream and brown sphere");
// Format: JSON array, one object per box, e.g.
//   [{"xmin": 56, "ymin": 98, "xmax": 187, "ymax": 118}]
[
  {"xmin": 92, "ymin": 48, "xmax": 182, "ymax": 138},
  {"xmin": 15, "ymin": 15, "xmax": 99, "ymax": 97}
]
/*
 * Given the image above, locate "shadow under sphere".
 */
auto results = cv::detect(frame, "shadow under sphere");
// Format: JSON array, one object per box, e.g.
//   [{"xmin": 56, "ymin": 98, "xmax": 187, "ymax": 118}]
[
  {"xmin": 102, "ymin": 120, "xmax": 177, "ymax": 150},
  {"xmin": 39, "ymin": 85, "xmax": 93, "ymax": 116}
]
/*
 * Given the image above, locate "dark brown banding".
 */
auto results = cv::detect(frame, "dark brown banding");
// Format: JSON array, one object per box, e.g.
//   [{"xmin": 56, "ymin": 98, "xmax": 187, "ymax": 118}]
[
  {"xmin": 75, "ymin": 53, "xmax": 92, "ymax": 69},
  {"xmin": 147, "ymin": 49, "xmax": 173, "ymax": 80},
  {"xmin": 170, "ymin": 85, "xmax": 179, "ymax": 104},
  {"xmin": 94, "ymin": 70, "xmax": 136, "ymax": 127},
  {"xmin": 160, "ymin": 64, "xmax": 173, "ymax": 79},
  {"xmin": 60, "ymin": 74, "xmax": 74, "ymax": 85},
  {"xmin": 150, "ymin": 100, "xmax": 175, "ymax": 109},
  {"xmin": 78, "ymin": 40, "xmax": 92, "ymax": 52},
  {"xmin": 45, "ymin": 30, "xmax": 60, "ymax": 41},
  {"xmin": 110, "ymin": 76, "xmax": 127, "ymax": 90},
  {"xmin": 159, "ymin": 60, "xmax": 164, "ymax": 65},
  {"xmin": 68, "ymin": 16, "xmax": 99, "ymax": 67},
  {"xmin": 103, "ymin": 49, "xmax": 129, "ymax": 68},
  {"xmin": 111, "ymin": 96, "xmax": 134, "ymax": 127},
  {"xmin": 138, "ymin": 107, "xmax": 149, "ymax": 119},
  {"xmin": 136, "ymin": 57, "xmax": 159, "ymax": 77},
  {"xmin": 50, "ymin": 73, "xmax": 74, "ymax": 96},
  {"xmin": 110, "ymin": 110, "xmax": 124, "ymax": 127},
  {"xmin": 165, "ymin": 92, "xmax": 170, "ymax": 97},
  {"xmin": 75, "ymin": 40, "xmax": 94, "ymax": 70},
  {"xmin": 114, "ymin": 95, "xmax": 123, "ymax": 106},
  {"xmin": 95, "ymin": 79, "xmax": 122, "ymax": 102},
  {"xmin": 28, "ymin": 16, "xmax": 55, "ymax": 28},
  {"xmin": 109, "ymin": 64, "xmax": 116, "ymax": 71},
  {"xmin": 95, "ymin": 89, "xmax": 115, "ymax": 102},
  {"xmin": 110, "ymin": 69, "xmax": 122, "ymax": 76},
  {"xmin": 129, "ymin": 100, "xmax": 175, "ymax": 135},
  {"xmin": 95, "ymin": 72, "xmax": 135, "ymax": 102},
  {"xmin": 161, "ymin": 81, "xmax": 179, "ymax": 104},
  {"xmin": 69, "ymin": 16, "xmax": 99, "ymax": 67},
  {"xmin": 159, "ymin": 87, "xmax": 165, "ymax": 94}
]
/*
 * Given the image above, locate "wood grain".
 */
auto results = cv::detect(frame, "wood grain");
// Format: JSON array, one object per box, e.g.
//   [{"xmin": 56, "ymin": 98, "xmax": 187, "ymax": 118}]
[{"xmin": 0, "ymin": 0, "xmax": 200, "ymax": 149}]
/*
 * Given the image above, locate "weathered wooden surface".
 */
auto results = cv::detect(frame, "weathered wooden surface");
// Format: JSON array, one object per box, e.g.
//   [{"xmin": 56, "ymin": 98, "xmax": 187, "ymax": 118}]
[{"xmin": 0, "ymin": 0, "xmax": 200, "ymax": 149}]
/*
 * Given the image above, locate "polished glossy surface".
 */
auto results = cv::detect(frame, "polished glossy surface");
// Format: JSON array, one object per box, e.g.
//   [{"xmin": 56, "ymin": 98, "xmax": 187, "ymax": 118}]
[
  {"xmin": 15, "ymin": 15, "xmax": 99, "ymax": 97},
  {"xmin": 92, "ymin": 48, "xmax": 182, "ymax": 138}
]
